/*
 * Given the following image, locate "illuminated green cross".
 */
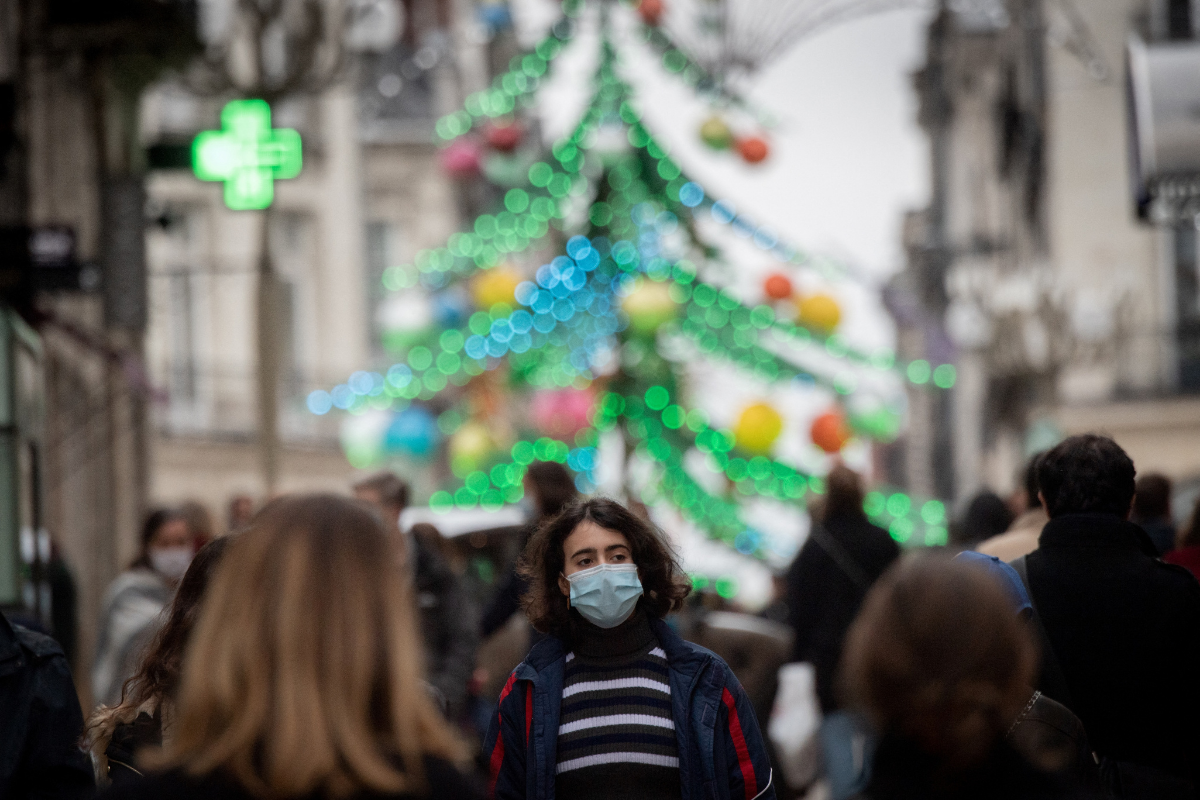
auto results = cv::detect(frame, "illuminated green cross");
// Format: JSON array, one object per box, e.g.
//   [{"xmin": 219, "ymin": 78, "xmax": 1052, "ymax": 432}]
[{"xmin": 193, "ymin": 99, "xmax": 302, "ymax": 210}]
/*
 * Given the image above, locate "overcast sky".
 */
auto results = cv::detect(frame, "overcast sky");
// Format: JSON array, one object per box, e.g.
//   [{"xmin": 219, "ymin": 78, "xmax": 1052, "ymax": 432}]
[{"xmin": 519, "ymin": 2, "xmax": 934, "ymax": 279}]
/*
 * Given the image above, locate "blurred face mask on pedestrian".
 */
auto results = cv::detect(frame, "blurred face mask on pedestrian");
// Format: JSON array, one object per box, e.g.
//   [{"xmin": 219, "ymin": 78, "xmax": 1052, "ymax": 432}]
[
  {"xmin": 558, "ymin": 520, "xmax": 643, "ymax": 628},
  {"xmin": 149, "ymin": 517, "xmax": 193, "ymax": 580}
]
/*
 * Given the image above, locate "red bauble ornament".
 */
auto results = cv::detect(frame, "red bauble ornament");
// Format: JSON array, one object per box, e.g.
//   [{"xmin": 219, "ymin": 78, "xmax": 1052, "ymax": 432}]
[
  {"xmin": 485, "ymin": 121, "xmax": 523, "ymax": 153},
  {"xmin": 638, "ymin": 0, "xmax": 665, "ymax": 26},
  {"xmin": 763, "ymin": 272, "xmax": 793, "ymax": 300},
  {"xmin": 811, "ymin": 410, "xmax": 851, "ymax": 454},
  {"xmin": 737, "ymin": 136, "xmax": 770, "ymax": 164}
]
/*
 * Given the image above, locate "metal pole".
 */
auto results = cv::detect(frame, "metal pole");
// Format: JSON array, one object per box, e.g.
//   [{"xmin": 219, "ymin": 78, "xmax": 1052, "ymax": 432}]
[{"xmin": 256, "ymin": 206, "xmax": 281, "ymax": 495}]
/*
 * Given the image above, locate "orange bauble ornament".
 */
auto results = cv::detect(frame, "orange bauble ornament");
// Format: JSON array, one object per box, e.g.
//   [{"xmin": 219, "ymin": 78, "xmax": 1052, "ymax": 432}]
[
  {"xmin": 763, "ymin": 273, "xmax": 793, "ymax": 301},
  {"xmin": 638, "ymin": 0, "xmax": 665, "ymax": 26},
  {"xmin": 737, "ymin": 136, "xmax": 770, "ymax": 164},
  {"xmin": 811, "ymin": 410, "xmax": 851, "ymax": 454}
]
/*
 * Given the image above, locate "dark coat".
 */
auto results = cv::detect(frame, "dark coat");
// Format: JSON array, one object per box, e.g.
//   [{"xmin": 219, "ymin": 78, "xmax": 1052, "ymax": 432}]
[
  {"xmin": 484, "ymin": 616, "xmax": 776, "ymax": 800},
  {"xmin": 1025, "ymin": 513, "xmax": 1200, "ymax": 784},
  {"xmin": 0, "ymin": 612, "xmax": 93, "ymax": 799},
  {"xmin": 866, "ymin": 736, "xmax": 1097, "ymax": 800},
  {"xmin": 413, "ymin": 537, "xmax": 479, "ymax": 717},
  {"xmin": 96, "ymin": 756, "xmax": 484, "ymax": 800},
  {"xmin": 785, "ymin": 512, "xmax": 900, "ymax": 713}
]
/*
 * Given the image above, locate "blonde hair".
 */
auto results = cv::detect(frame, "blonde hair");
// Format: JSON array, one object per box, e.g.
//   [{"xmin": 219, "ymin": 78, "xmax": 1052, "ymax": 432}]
[{"xmin": 161, "ymin": 494, "xmax": 463, "ymax": 797}]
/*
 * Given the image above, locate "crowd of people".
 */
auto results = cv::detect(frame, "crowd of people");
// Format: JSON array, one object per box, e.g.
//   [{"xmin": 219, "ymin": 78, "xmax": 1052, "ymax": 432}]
[{"xmin": 1, "ymin": 433, "xmax": 1199, "ymax": 799}]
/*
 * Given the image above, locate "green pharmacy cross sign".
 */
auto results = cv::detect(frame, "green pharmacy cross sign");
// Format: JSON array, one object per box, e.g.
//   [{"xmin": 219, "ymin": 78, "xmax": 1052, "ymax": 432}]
[{"xmin": 193, "ymin": 99, "xmax": 302, "ymax": 210}]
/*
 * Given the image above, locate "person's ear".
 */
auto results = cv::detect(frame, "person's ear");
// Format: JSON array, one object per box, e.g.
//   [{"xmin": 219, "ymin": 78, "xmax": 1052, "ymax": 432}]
[
  {"xmin": 1038, "ymin": 490, "xmax": 1047, "ymax": 513},
  {"xmin": 558, "ymin": 573, "xmax": 570, "ymax": 598}
]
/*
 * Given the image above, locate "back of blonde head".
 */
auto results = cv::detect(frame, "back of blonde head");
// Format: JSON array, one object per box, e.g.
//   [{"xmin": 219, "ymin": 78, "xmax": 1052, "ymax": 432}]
[{"xmin": 165, "ymin": 494, "xmax": 462, "ymax": 797}]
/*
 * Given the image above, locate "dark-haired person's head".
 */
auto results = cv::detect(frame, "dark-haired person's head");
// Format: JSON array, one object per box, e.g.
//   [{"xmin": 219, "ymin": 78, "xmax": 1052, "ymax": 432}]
[
  {"xmin": 519, "ymin": 498, "xmax": 690, "ymax": 637},
  {"xmin": 1133, "ymin": 473, "xmax": 1172, "ymax": 523},
  {"xmin": 957, "ymin": 491, "xmax": 1013, "ymax": 546},
  {"xmin": 843, "ymin": 554, "xmax": 1036, "ymax": 771},
  {"xmin": 524, "ymin": 461, "xmax": 579, "ymax": 519},
  {"xmin": 822, "ymin": 464, "xmax": 866, "ymax": 521},
  {"xmin": 1036, "ymin": 434, "xmax": 1135, "ymax": 519},
  {"xmin": 132, "ymin": 507, "xmax": 192, "ymax": 577},
  {"xmin": 1022, "ymin": 453, "xmax": 1043, "ymax": 512},
  {"xmin": 354, "ymin": 471, "xmax": 411, "ymax": 533}
]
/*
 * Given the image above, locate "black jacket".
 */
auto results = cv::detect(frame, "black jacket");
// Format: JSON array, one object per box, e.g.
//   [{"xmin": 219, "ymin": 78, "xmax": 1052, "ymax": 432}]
[
  {"xmin": 97, "ymin": 756, "xmax": 484, "ymax": 800},
  {"xmin": 785, "ymin": 513, "xmax": 900, "ymax": 713},
  {"xmin": 1025, "ymin": 513, "xmax": 1200, "ymax": 784},
  {"xmin": 413, "ymin": 538, "xmax": 479, "ymax": 718},
  {"xmin": 0, "ymin": 612, "xmax": 93, "ymax": 799}
]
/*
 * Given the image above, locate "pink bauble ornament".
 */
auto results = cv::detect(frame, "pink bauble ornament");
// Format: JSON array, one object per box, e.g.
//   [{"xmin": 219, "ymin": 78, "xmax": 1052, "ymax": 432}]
[
  {"xmin": 532, "ymin": 388, "xmax": 594, "ymax": 439},
  {"xmin": 439, "ymin": 139, "xmax": 482, "ymax": 179}
]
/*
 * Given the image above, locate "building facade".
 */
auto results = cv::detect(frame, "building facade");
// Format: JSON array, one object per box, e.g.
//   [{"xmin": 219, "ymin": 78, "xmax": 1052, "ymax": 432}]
[{"xmin": 893, "ymin": 0, "xmax": 1200, "ymax": 507}]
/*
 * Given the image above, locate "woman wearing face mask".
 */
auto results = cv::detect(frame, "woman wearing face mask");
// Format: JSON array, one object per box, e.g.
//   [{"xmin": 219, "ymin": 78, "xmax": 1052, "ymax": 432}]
[
  {"xmin": 92, "ymin": 508, "xmax": 194, "ymax": 707},
  {"xmin": 485, "ymin": 498, "xmax": 775, "ymax": 800}
]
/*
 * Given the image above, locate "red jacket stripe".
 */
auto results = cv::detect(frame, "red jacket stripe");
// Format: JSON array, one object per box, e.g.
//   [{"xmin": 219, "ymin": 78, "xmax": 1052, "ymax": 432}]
[
  {"xmin": 525, "ymin": 684, "xmax": 533, "ymax": 744},
  {"xmin": 722, "ymin": 687, "xmax": 758, "ymax": 800},
  {"xmin": 488, "ymin": 673, "xmax": 520, "ymax": 798}
]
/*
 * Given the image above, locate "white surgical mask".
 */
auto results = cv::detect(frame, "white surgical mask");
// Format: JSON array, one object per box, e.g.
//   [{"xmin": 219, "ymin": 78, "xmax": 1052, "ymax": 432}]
[{"xmin": 149, "ymin": 546, "xmax": 193, "ymax": 581}]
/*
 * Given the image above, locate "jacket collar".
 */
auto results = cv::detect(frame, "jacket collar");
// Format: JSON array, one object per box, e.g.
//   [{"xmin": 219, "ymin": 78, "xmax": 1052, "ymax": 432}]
[
  {"xmin": 520, "ymin": 613, "xmax": 709, "ymax": 677},
  {"xmin": 0, "ymin": 612, "xmax": 23, "ymax": 677},
  {"xmin": 1039, "ymin": 513, "xmax": 1159, "ymax": 557}
]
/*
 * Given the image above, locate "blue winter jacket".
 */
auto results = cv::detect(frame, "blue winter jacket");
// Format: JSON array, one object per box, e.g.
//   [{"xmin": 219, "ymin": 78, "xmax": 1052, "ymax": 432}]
[{"xmin": 483, "ymin": 616, "xmax": 775, "ymax": 800}]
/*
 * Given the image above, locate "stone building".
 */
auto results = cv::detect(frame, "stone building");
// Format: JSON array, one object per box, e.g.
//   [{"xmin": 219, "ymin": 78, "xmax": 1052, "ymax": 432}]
[{"xmin": 892, "ymin": 0, "xmax": 1200, "ymax": 509}]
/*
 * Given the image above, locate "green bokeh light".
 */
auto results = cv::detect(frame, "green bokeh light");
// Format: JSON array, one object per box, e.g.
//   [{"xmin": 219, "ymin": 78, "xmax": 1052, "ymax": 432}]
[
  {"xmin": 933, "ymin": 363, "xmax": 957, "ymax": 389},
  {"xmin": 907, "ymin": 359, "xmax": 931, "ymax": 384}
]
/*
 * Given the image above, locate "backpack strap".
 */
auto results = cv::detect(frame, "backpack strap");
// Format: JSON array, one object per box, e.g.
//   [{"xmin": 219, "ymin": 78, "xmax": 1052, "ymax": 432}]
[{"xmin": 1010, "ymin": 555, "xmax": 1075, "ymax": 709}]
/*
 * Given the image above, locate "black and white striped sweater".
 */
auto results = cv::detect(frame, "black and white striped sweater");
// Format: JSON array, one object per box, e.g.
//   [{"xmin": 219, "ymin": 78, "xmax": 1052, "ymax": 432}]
[{"xmin": 555, "ymin": 609, "xmax": 681, "ymax": 800}]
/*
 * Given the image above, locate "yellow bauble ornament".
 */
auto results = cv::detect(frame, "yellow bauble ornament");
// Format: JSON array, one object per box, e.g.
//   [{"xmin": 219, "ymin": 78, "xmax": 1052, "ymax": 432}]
[
  {"xmin": 622, "ymin": 280, "xmax": 678, "ymax": 335},
  {"xmin": 450, "ymin": 421, "xmax": 494, "ymax": 470},
  {"xmin": 797, "ymin": 293, "xmax": 841, "ymax": 334},
  {"xmin": 473, "ymin": 267, "xmax": 522, "ymax": 309},
  {"xmin": 734, "ymin": 402, "xmax": 784, "ymax": 455}
]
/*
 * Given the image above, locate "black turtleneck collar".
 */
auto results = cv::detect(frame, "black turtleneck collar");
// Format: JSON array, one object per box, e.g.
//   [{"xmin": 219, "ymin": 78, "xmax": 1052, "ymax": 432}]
[
  {"xmin": 1039, "ymin": 513, "xmax": 1159, "ymax": 557},
  {"xmin": 566, "ymin": 603, "xmax": 655, "ymax": 661}
]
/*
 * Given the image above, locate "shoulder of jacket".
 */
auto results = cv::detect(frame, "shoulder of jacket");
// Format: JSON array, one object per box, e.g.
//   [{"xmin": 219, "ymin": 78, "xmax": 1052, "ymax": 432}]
[
  {"xmin": 13, "ymin": 624, "xmax": 66, "ymax": 661},
  {"xmin": 1150, "ymin": 559, "xmax": 1200, "ymax": 594}
]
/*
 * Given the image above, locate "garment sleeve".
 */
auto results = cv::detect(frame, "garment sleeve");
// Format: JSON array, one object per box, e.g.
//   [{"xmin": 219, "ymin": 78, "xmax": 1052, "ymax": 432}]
[
  {"xmin": 23, "ymin": 651, "xmax": 95, "ymax": 799},
  {"xmin": 717, "ymin": 671, "xmax": 776, "ymax": 800},
  {"xmin": 483, "ymin": 672, "xmax": 530, "ymax": 800},
  {"xmin": 481, "ymin": 570, "xmax": 527, "ymax": 639}
]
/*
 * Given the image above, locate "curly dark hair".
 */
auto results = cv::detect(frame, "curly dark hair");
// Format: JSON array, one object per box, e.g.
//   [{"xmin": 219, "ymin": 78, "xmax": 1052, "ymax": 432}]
[
  {"xmin": 518, "ymin": 498, "xmax": 691, "ymax": 637},
  {"xmin": 1037, "ymin": 434, "xmax": 1136, "ymax": 518}
]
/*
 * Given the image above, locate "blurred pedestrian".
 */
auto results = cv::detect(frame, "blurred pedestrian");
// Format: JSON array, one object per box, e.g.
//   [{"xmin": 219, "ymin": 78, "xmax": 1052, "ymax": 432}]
[
  {"xmin": 92, "ymin": 508, "xmax": 193, "ymax": 707},
  {"xmin": 355, "ymin": 471, "xmax": 478, "ymax": 720},
  {"xmin": 1132, "ymin": 473, "xmax": 1175, "ymax": 555},
  {"xmin": 842, "ymin": 554, "xmax": 1094, "ymax": 800},
  {"xmin": 1021, "ymin": 434, "xmax": 1200, "ymax": 797},
  {"xmin": 480, "ymin": 460, "xmax": 578, "ymax": 638},
  {"xmin": 1164, "ymin": 493, "xmax": 1200, "ymax": 581},
  {"xmin": 178, "ymin": 500, "xmax": 216, "ymax": 550},
  {"xmin": 225, "ymin": 494, "xmax": 254, "ymax": 534},
  {"xmin": 978, "ymin": 453, "xmax": 1047, "ymax": 561},
  {"xmin": 97, "ymin": 494, "xmax": 480, "ymax": 800},
  {"xmin": 955, "ymin": 490, "xmax": 1013, "ymax": 550},
  {"xmin": 486, "ymin": 498, "xmax": 775, "ymax": 800},
  {"xmin": 785, "ymin": 464, "xmax": 899, "ymax": 713},
  {"xmin": 0, "ymin": 608, "xmax": 94, "ymax": 797},
  {"xmin": 87, "ymin": 536, "xmax": 233, "ymax": 786}
]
